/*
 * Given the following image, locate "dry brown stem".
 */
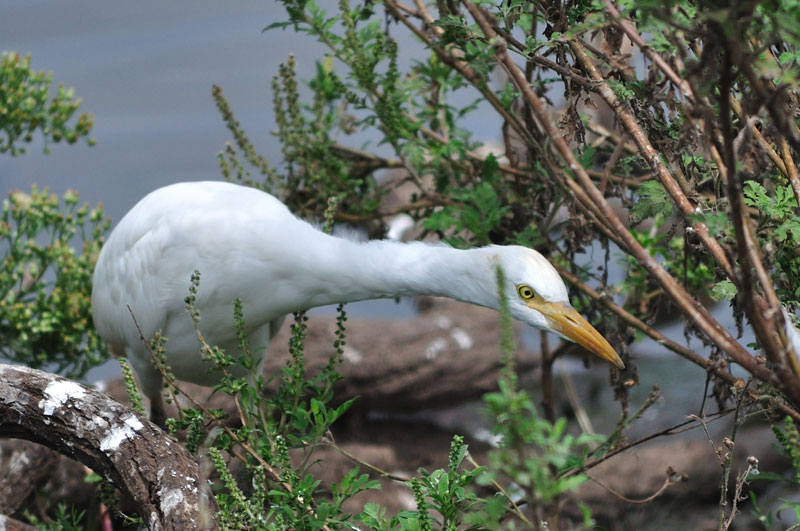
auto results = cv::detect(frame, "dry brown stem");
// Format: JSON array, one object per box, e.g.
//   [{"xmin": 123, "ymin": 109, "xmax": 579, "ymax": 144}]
[{"xmin": 458, "ymin": 1, "xmax": 788, "ymax": 400}]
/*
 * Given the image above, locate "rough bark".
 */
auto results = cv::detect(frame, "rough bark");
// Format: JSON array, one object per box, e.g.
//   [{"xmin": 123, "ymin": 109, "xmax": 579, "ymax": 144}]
[
  {"xmin": 264, "ymin": 299, "xmax": 543, "ymax": 411},
  {"xmin": 0, "ymin": 514, "xmax": 37, "ymax": 531},
  {"xmin": 127, "ymin": 299, "xmax": 552, "ymax": 421},
  {"xmin": 0, "ymin": 365, "xmax": 218, "ymax": 531},
  {"xmin": 0, "ymin": 440, "xmax": 60, "ymax": 515}
]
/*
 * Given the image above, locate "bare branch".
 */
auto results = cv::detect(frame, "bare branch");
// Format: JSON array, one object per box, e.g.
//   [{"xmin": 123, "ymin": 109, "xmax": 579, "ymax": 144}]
[
  {"xmin": 460, "ymin": 0, "xmax": 781, "ymax": 399},
  {"xmin": 588, "ymin": 466, "xmax": 686, "ymax": 504}
]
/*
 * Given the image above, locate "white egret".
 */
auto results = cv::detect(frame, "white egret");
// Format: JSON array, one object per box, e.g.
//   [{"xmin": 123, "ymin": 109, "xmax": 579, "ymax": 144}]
[{"xmin": 91, "ymin": 181, "xmax": 624, "ymax": 424}]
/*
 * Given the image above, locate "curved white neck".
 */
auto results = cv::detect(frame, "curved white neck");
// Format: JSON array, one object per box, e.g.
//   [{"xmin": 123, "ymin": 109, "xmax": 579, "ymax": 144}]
[{"xmin": 297, "ymin": 235, "xmax": 500, "ymax": 311}]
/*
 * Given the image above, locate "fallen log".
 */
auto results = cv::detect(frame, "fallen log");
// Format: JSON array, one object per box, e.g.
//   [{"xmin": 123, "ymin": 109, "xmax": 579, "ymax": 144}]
[{"xmin": 263, "ymin": 299, "xmax": 543, "ymax": 411}]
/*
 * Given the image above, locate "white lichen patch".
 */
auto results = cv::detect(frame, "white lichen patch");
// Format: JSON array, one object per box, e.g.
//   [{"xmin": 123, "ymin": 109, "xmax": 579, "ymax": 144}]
[
  {"xmin": 99, "ymin": 414, "xmax": 145, "ymax": 453},
  {"xmin": 75, "ymin": 415, "xmax": 109, "ymax": 440},
  {"xmin": 450, "ymin": 327, "xmax": 474, "ymax": 350},
  {"xmin": 434, "ymin": 315, "xmax": 452, "ymax": 329},
  {"xmin": 342, "ymin": 345, "xmax": 363, "ymax": 364},
  {"xmin": 156, "ymin": 468, "xmax": 194, "ymax": 515},
  {"xmin": 39, "ymin": 380, "xmax": 87, "ymax": 416},
  {"xmin": 159, "ymin": 487, "xmax": 185, "ymax": 514},
  {"xmin": 425, "ymin": 337, "xmax": 448, "ymax": 360}
]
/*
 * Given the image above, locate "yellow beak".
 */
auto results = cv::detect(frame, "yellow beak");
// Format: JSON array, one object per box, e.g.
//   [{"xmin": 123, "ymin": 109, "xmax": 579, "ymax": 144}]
[{"xmin": 531, "ymin": 300, "xmax": 625, "ymax": 369}]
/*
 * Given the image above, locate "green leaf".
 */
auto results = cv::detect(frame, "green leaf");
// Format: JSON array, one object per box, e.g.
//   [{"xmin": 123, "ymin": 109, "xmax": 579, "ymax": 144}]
[
  {"xmin": 710, "ymin": 279, "xmax": 738, "ymax": 301},
  {"xmin": 776, "ymin": 219, "xmax": 800, "ymax": 243},
  {"xmin": 749, "ymin": 471, "xmax": 794, "ymax": 482},
  {"xmin": 263, "ymin": 21, "xmax": 294, "ymax": 31},
  {"xmin": 631, "ymin": 180, "xmax": 673, "ymax": 222},
  {"xmin": 742, "ymin": 181, "xmax": 795, "ymax": 218}
]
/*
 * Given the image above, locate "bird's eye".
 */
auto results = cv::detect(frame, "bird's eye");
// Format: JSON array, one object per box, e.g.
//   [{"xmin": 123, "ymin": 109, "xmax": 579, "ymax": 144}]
[{"xmin": 517, "ymin": 285, "xmax": 535, "ymax": 300}]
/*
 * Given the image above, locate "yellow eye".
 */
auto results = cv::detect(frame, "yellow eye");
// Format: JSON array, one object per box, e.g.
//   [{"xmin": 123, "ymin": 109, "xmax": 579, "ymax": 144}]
[{"xmin": 517, "ymin": 285, "xmax": 535, "ymax": 300}]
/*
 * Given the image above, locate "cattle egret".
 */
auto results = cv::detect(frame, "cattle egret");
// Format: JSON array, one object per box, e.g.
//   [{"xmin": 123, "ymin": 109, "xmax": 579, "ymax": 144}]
[{"xmin": 91, "ymin": 181, "xmax": 623, "ymax": 424}]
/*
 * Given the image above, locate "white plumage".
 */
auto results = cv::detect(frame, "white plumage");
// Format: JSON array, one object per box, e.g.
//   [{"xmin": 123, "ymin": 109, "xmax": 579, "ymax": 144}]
[{"xmin": 92, "ymin": 181, "xmax": 623, "ymax": 423}]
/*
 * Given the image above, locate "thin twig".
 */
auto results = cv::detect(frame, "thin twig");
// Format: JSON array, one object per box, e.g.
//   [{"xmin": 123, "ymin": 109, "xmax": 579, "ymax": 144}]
[
  {"xmin": 729, "ymin": 96, "xmax": 788, "ymax": 176},
  {"xmin": 569, "ymin": 38, "xmax": 738, "ymax": 282},
  {"xmin": 384, "ymin": 0, "xmax": 532, "ymax": 144},
  {"xmin": 541, "ymin": 331, "xmax": 555, "ymax": 424},
  {"xmin": 559, "ymin": 361, "xmax": 596, "ymax": 438},
  {"xmin": 715, "ymin": 381, "xmax": 749, "ymax": 530},
  {"xmin": 779, "ymin": 137, "xmax": 800, "ymax": 213},
  {"xmin": 602, "ymin": 0, "xmax": 695, "ymax": 101},
  {"xmin": 461, "ymin": 2, "xmax": 786, "ymax": 401},
  {"xmin": 465, "ymin": 452, "xmax": 534, "ymax": 527},
  {"xmin": 320, "ymin": 437, "xmax": 412, "ymax": 482},
  {"xmin": 587, "ymin": 467, "xmax": 684, "ymax": 504},
  {"xmin": 554, "ymin": 267, "xmax": 800, "ymax": 422},
  {"xmin": 717, "ymin": 46, "xmax": 800, "ymax": 398},
  {"xmin": 722, "ymin": 458, "xmax": 758, "ymax": 531},
  {"xmin": 578, "ymin": 409, "xmax": 734, "ymax": 474}
]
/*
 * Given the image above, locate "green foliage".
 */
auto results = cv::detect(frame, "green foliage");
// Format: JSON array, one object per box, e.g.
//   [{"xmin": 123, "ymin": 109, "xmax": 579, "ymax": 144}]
[
  {"xmin": 772, "ymin": 416, "xmax": 800, "ymax": 484},
  {"xmin": 748, "ymin": 417, "xmax": 800, "ymax": 527},
  {"xmin": 744, "ymin": 179, "xmax": 800, "ymax": 249},
  {"xmin": 0, "ymin": 54, "xmax": 111, "ymax": 527},
  {"xmin": 621, "ymin": 225, "xmax": 716, "ymax": 317},
  {"xmin": 218, "ymin": 0, "xmax": 504, "ymax": 239},
  {"xmin": 423, "ymin": 179, "xmax": 510, "ymax": 247},
  {"xmin": 630, "ymin": 181, "xmax": 673, "ymax": 223},
  {"xmin": 743, "ymin": 180, "xmax": 800, "ymax": 299},
  {"xmin": 483, "ymin": 386, "xmax": 599, "ymax": 504},
  {"xmin": 162, "ymin": 276, "xmax": 364, "ymax": 528},
  {"xmin": 214, "ymin": 0, "xmax": 800, "ymax": 376},
  {"xmin": 710, "ymin": 279, "xmax": 738, "ymax": 302},
  {"xmin": 209, "ymin": 447, "xmax": 263, "ymax": 529},
  {"xmin": 119, "ymin": 357, "xmax": 145, "ymax": 415},
  {"xmin": 402, "ymin": 436, "xmax": 487, "ymax": 529},
  {"xmin": 124, "ymin": 260, "xmax": 606, "ymax": 529},
  {"xmin": 606, "ymin": 78, "xmax": 636, "ymax": 101},
  {"xmin": 482, "ymin": 271, "xmax": 602, "ymax": 516},
  {"xmin": 91, "ymin": 0, "xmax": 800, "ymax": 526},
  {"xmin": 743, "ymin": 181, "xmax": 799, "ymax": 230},
  {"xmin": 25, "ymin": 503, "xmax": 85, "ymax": 531},
  {"xmin": 0, "ymin": 186, "xmax": 109, "ymax": 378},
  {"xmin": 0, "ymin": 52, "xmax": 94, "ymax": 155}
]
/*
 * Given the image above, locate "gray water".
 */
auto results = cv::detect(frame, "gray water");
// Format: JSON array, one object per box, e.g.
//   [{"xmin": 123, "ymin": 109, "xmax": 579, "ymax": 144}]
[{"xmin": 3, "ymin": 0, "xmax": 308, "ymax": 215}]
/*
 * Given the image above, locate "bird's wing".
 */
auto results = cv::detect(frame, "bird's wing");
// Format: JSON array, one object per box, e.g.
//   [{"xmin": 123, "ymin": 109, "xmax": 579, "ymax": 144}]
[{"xmin": 93, "ymin": 182, "xmax": 314, "ymax": 356}]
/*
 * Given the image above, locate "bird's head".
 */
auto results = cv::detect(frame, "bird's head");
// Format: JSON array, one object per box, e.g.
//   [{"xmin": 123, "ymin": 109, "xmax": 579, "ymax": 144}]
[{"xmin": 494, "ymin": 246, "xmax": 624, "ymax": 369}]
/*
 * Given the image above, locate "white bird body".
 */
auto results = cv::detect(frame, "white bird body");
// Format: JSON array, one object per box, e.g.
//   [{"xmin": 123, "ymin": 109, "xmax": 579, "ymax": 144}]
[{"xmin": 92, "ymin": 181, "xmax": 622, "ymax": 422}]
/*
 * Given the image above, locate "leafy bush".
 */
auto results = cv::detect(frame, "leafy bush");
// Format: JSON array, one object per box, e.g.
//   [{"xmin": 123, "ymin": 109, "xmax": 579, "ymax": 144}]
[
  {"xmin": 0, "ymin": 186, "xmax": 109, "ymax": 378},
  {"xmin": 0, "ymin": 52, "xmax": 94, "ymax": 155}
]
